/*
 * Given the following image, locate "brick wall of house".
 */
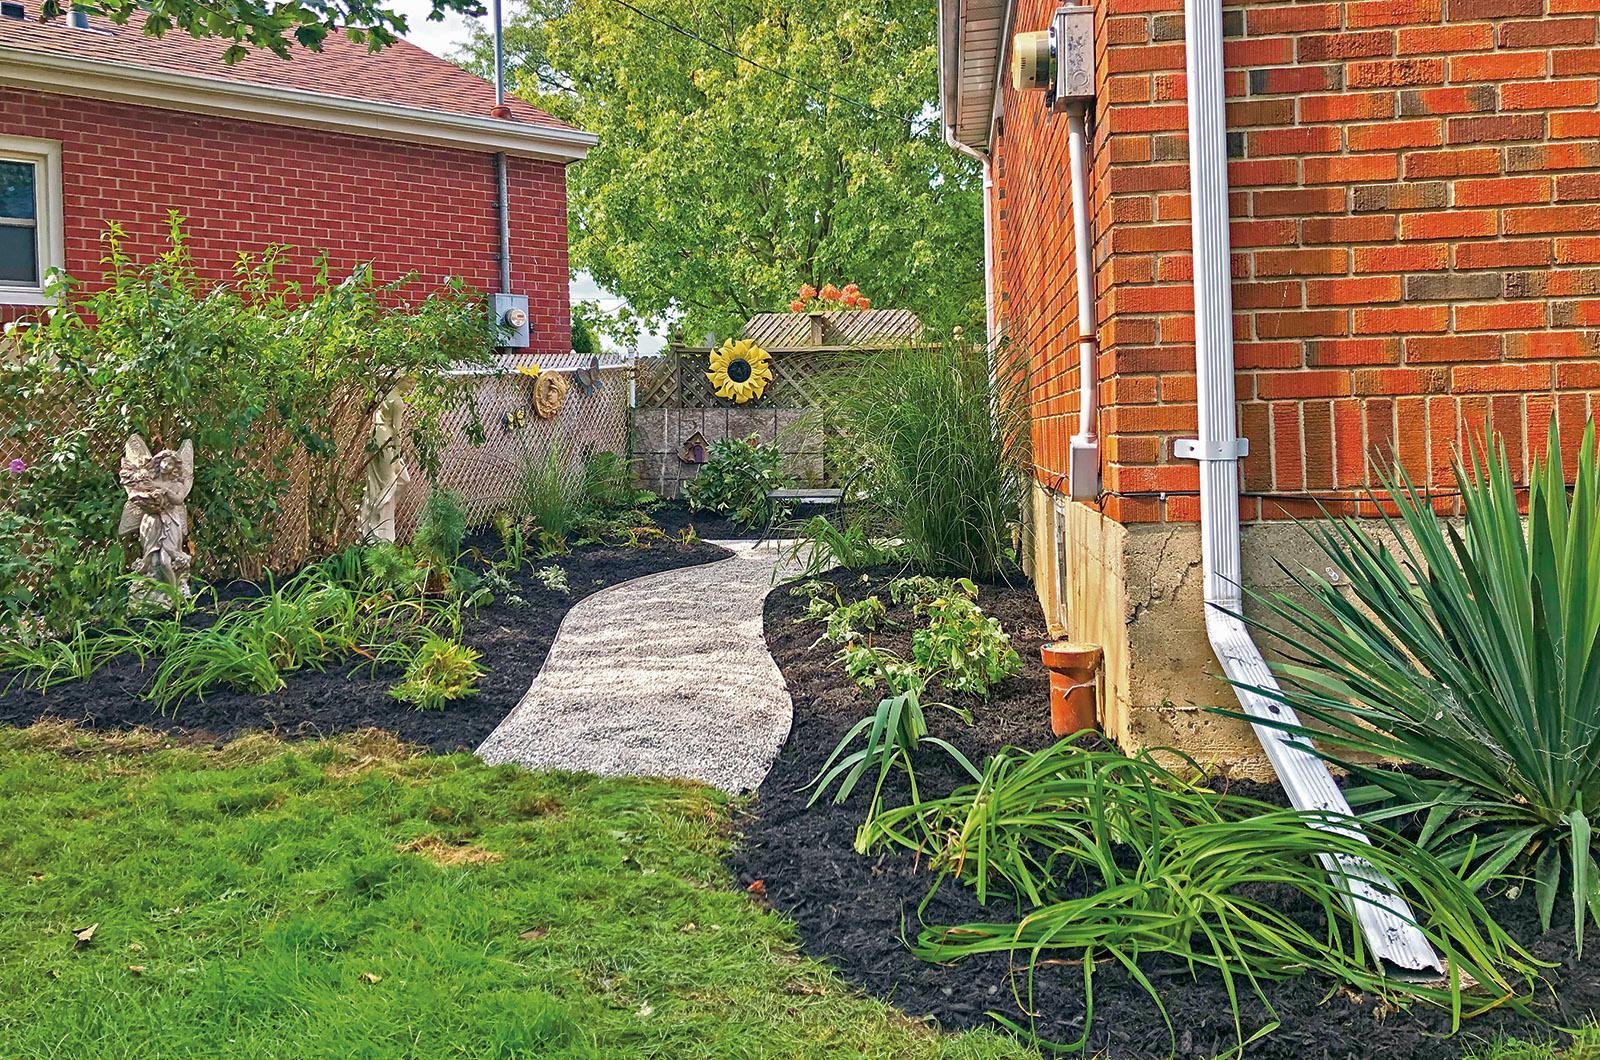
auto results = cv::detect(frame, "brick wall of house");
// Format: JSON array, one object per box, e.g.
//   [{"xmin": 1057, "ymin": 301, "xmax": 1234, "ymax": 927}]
[
  {"xmin": 994, "ymin": 0, "xmax": 1600, "ymax": 524},
  {"xmin": 0, "ymin": 89, "xmax": 573, "ymax": 350}
]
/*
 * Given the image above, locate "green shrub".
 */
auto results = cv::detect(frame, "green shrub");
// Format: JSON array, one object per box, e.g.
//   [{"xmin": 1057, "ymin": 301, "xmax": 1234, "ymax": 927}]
[
  {"xmin": 836, "ymin": 642, "xmax": 924, "ymax": 697},
  {"xmin": 684, "ymin": 436, "xmax": 792, "ymax": 527},
  {"xmin": 817, "ymin": 337, "xmax": 1029, "ymax": 578},
  {"xmin": 0, "ymin": 216, "xmax": 491, "ymax": 633},
  {"xmin": 911, "ymin": 591, "xmax": 1019, "ymax": 696},
  {"xmin": 1239, "ymin": 420, "xmax": 1600, "ymax": 950},
  {"xmin": 888, "ymin": 574, "xmax": 975, "ymax": 610},
  {"xmin": 390, "ymin": 634, "xmax": 482, "ymax": 711},
  {"xmin": 414, "ymin": 489, "xmax": 468, "ymax": 570},
  {"xmin": 861, "ymin": 738, "xmax": 1537, "ymax": 1053},
  {"xmin": 817, "ymin": 595, "xmax": 886, "ymax": 646}
]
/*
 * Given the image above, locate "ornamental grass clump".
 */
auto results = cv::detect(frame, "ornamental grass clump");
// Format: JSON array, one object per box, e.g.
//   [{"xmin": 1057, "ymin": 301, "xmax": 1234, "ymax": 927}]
[
  {"xmin": 861, "ymin": 738, "xmax": 1539, "ymax": 1053},
  {"xmin": 818, "ymin": 336, "xmax": 1029, "ymax": 578},
  {"xmin": 1238, "ymin": 421, "xmax": 1600, "ymax": 950}
]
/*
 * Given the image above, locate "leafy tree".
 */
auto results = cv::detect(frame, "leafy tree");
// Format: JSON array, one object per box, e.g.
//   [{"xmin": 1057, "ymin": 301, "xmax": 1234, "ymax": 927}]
[
  {"xmin": 461, "ymin": 0, "xmax": 983, "ymax": 340},
  {"xmin": 41, "ymin": 0, "xmax": 485, "ymax": 63}
]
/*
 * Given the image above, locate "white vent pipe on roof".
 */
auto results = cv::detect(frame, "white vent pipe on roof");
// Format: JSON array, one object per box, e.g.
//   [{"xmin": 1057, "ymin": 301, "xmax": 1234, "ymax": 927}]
[{"xmin": 1176, "ymin": 0, "xmax": 1442, "ymax": 974}]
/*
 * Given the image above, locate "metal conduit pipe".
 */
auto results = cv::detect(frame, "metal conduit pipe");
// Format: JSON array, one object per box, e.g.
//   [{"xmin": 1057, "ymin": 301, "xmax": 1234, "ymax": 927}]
[
  {"xmin": 1177, "ymin": 0, "xmax": 1443, "ymax": 974},
  {"xmin": 492, "ymin": 0, "xmax": 513, "ymax": 295},
  {"xmin": 1065, "ymin": 102, "xmax": 1098, "ymax": 500}
]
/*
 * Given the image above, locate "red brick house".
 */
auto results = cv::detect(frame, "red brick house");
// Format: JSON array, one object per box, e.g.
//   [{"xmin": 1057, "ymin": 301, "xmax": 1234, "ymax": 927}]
[
  {"xmin": 939, "ymin": 1, "xmax": 1600, "ymax": 770},
  {"xmin": 0, "ymin": 6, "xmax": 594, "ymax": 349}
]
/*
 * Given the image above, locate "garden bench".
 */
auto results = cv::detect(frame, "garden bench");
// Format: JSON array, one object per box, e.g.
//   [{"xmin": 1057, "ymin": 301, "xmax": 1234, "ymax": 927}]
[{"xmin": 749, "ymin": 465, "xmax": 871, "ymax": 544}]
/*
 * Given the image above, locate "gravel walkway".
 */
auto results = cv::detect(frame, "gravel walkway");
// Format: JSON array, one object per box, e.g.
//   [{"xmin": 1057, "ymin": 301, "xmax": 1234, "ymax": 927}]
[{"xmin": 476, "ymin": 541, "xmax": 797, "ymax": 792}]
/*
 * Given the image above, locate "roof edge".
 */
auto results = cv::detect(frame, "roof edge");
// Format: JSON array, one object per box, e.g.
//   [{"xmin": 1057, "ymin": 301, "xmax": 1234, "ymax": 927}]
[
  {"xmin": 0, "ymin": 45, "xmax": 598, "ymax": 162},
  {"xmin": 938, "ymin": 0, "xmax": 1015, "ymax": 155}
]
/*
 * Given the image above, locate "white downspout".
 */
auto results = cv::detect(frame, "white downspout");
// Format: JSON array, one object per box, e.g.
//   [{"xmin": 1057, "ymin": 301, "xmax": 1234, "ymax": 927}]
[
  {"xmin": 980, "ymin": 163, "xmax": 997, "ymax": 348},
  {"xmin": 938, "ymin": 0, "xmax": 997, "ymax": 349},
  {"xmin": 1065, "ymin": 102, "xmax": 1098, "ymax": 500},
  {"xmin": 1177, "ymin": 0, "xmax": 1442, "ymax": 974}
]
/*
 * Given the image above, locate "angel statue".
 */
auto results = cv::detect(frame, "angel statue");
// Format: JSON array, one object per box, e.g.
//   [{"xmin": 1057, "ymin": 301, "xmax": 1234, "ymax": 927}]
[
  {"xmin": 359, "ymin": 386, "xmax": 410, "ymax": 543},
  {"xmin": 118, "ymin": 434, "xmax": 194, "ymax": 601}
]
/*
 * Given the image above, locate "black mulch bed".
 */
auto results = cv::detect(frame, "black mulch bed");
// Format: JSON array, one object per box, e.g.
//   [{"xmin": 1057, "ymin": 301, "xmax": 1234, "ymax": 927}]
[
  {"xmin": 648, "ymin": 500, "xmax": 757, "ymax": 542},
  {"xmin": 0, "ymin": 534, "xmax": 731, "ymax": 754},
  {"xmin": 731, "ymin": 564, "xmax": 1600, "ymax": 1059}
]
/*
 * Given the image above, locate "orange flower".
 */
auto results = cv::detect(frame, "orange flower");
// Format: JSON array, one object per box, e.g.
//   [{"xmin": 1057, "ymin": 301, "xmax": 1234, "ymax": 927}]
[
  {"xmin": 798, "ymin": 283, "xmax": 817, "ymax": 301},
  {"xmin": 857, "ymin": 296, "xmax": 871, "ymax": 310},
  {"xmin": 843, "ymin": 292, "xmax": 860, "ymax": 307},
  {"xmin": 842, "ymin": 283, "xmax": 860, "ymax": 296},
  {"xmin": 820, "ymin": 283, "xmax": 842, "ymax": 301},
  {"xmin": 789, "ymin": 299, "xmax": 806, "ymax": 312}
]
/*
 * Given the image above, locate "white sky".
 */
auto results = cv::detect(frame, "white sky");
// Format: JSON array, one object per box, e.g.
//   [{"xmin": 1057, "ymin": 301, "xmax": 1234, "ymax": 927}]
[{"xmin": 390, "ymin": 0, "xmax": 668, "ymax": 354}]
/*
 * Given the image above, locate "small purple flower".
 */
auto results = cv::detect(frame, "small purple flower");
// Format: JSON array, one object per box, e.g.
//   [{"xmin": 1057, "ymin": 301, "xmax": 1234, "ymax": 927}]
[{"xmin": 5, "ymin": 459, "xmax": 24, "ymax": 475}]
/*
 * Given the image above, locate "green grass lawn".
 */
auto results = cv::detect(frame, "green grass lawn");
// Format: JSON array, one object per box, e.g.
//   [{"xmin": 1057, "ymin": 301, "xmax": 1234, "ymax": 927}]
[{"xmin": 0, "ymin": 723, "xmax": 1032, "ymax": 1060}]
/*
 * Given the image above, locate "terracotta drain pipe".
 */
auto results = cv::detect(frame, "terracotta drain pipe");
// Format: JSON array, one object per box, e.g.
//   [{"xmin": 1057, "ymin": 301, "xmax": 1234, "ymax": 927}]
[
  {"xmin": 1176, "ymin": 0, "xmax": 1441, "ymax": 975},
  {"xmin": 1040, "ymin": 642, "xmax": 1102, "ymax": 735}
]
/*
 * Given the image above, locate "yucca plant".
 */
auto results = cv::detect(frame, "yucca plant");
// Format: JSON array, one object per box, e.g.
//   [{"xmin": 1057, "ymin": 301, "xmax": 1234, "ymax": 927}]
[
  {"xmin": 862, "ymin": 738, "xmax": 1538, "ymax": 1053},
  {"xmin": 818, "ymin": 337, "xmax": 1029, "ymax": 579},
  {"xmin": 1236, "ymin": 421, "xmax": 1600, "ymax": 951}
]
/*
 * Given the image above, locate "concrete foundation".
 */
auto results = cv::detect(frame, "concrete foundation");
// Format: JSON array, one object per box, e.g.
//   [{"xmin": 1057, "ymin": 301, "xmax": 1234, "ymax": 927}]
[{"xmin": 1032, "ymin": 484, "xmax": 1348, "ymax": 778}]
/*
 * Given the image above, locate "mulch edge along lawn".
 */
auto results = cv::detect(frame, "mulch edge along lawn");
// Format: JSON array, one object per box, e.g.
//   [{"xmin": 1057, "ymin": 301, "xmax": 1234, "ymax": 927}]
[
  {"xmin": 733, "ymin": 564, "xmax": 1600, "ymax": 1060},
  {"xmin": 0, "ymin": 532, "xmax": 731, "ymax": 752}
]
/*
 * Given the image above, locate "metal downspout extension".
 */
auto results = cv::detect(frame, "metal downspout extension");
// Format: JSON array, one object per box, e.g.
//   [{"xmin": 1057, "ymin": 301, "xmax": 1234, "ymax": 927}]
[
  {"xmin": 1177, "ymin": 0, "xmax": 1443, "ymax": 974},
  {"xmin": 1065, "ymin": 102, "xmax": 1098, "ymax": 500}
]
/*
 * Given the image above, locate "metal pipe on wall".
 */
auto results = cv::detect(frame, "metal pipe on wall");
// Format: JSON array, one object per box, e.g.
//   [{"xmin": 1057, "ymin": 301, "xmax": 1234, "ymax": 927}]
[
  {"xmin": 492, "ymin": 0, "xmax": 512, "ymax": 295},
  {"xmin": 1065, "ymin": 102, "xmax": 1098, "ymax": 500},
  {"xmin": 1178, "ymin": 0, "xmax": 1442, "ymax": 975}
]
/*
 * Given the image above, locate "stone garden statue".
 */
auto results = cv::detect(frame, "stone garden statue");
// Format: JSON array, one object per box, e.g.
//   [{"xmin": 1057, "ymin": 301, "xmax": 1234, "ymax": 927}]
[
  {"xmin": 359, "ymin": 386, "xmax": 410, "ymax": 543},
  {"xmin": 118, "ymin": 434, "xmax": 194, "ymax": 600}
]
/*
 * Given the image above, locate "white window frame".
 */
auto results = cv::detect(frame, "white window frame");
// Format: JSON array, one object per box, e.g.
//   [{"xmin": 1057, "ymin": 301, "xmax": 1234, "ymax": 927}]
[{"xmin": 0, "ymin": 134, "xmax": 65, "ymax": 306}]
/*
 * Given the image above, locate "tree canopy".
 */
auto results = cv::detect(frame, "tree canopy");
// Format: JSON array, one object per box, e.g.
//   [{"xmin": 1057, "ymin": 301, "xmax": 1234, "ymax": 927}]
[
  {"xmin": 461, "ymin": 0, "xmax": 983, "ymax": 341},
  {"xmin": 42, "ymin": 0, "xmax": 484, "ymax": 63}
]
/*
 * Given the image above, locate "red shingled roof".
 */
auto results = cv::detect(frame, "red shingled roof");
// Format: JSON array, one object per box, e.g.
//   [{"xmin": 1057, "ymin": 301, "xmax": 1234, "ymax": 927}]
[{"xmin": 0, "ymin": 5, "xmax": 577, "ymax": 132}]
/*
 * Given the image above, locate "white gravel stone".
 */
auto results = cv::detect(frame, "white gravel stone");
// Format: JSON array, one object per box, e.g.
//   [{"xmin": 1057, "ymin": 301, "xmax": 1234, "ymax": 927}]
[{"xmin": 476, "ymin": 541, "xmax": 797, "ymax": 792}]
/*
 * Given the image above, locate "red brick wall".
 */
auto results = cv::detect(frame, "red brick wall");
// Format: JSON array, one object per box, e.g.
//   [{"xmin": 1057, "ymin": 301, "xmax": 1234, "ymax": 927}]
[
  {"xmin": 993, "ymin": 1, "xmax": 1600, "ymax": 522},
  {"xmin": 0, "ymin": 89, "xmax": 572, "ymax": 351}
]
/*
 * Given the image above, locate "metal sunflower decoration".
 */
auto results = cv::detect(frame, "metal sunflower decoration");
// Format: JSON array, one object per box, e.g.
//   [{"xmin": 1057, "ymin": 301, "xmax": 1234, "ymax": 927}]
[{"xmin": 706, "ymin": 338, "xmax": 773, "ymax": 404}]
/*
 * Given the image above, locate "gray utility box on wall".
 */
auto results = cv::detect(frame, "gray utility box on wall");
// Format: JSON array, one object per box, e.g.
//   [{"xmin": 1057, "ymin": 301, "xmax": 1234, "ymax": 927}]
[
  {"xmin": 1012, "ymin": 5, "xmax": 1095, "ymax": 110},
  {"xmin": 492, "ymin": 293, "xmax": 530, "ymax": 349}
]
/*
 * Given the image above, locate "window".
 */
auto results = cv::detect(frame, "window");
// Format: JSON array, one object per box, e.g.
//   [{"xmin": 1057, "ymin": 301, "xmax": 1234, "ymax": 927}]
[{"xmin": 0, "ymin": 136, "xmax": 63, "ymax": 304}]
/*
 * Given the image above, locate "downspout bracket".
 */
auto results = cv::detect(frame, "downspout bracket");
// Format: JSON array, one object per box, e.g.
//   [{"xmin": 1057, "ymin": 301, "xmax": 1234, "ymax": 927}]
[{"xmin": 1174, "ymin": 437, "xmax": 1248, "ymax": 462}]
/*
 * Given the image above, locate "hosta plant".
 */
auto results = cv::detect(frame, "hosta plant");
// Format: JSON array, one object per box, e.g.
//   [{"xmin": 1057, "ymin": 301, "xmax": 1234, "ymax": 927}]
[
  {"xmin": 911, "ymin": 591, "xmax": 1019, "ymax": 696},
  {"xmin": 817, "ymin": 595, "xmax": 886, "ymax": 646},
  {"xmin": 1239, "ymin": 421, "xmax": 1600, "ymax": 950},
  {"xmin": 836, "ymin": 642, "xmax": 925, "ymax": 697}
]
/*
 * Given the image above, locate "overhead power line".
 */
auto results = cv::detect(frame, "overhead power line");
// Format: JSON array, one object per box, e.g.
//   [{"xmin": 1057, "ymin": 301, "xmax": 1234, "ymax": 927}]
[{"xmin": 599, "ymin": 0, "xmax": 919, "ymax": 128}]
